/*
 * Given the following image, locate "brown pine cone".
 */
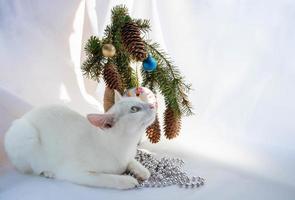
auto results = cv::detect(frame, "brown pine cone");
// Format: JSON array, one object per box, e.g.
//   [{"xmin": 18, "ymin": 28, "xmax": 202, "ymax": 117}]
[
  {"xmin": 103, "ymin": 62, "xmax": 123, "ymax": 93},
  {"xmin": 164, "ymin": 106, "xmax": 181, "ymax": 139},
  {"xmin": 121, "ymin": 22, "xmax": 148, "ymax": 62},
  {"xmin": 146, "ymin": 116, "xmax": 161, "ymax": 143}
]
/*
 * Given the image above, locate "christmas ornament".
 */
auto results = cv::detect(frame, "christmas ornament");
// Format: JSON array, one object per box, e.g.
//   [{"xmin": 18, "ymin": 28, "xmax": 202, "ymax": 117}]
[
  {"xmin": 126, "ymin": 149, "xmax": 205, "ymax": 189},
  {"xmin": 143, "ymin": 54, "xmax": 157, "ymax": 72},
  {"xmin": 103, "ymin": 62, "xmax": 123, "ymax": 92},
  {"xmin": 121, "ymin": 22, "xmax": 148, "ymax": 61},
  {"xmin": 146, "ymin": 116, "xmax": 161, "ymax": 143},
  {"xmin": 125, "ymin": 87, "xmax": 157, "ymax": 109},
  {"xmin": 102, "ymin": 44, "xmax": 116, "ymax": 58},
  {"xmin": 164, "ymin": 106, "xmax": 181, "ymax": 139}
]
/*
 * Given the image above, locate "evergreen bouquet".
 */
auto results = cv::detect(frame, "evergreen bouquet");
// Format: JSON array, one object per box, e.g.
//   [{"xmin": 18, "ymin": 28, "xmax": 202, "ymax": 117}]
[{"xmin": 82, "ymin": 5, "xmax": 193, "ymax": 143}]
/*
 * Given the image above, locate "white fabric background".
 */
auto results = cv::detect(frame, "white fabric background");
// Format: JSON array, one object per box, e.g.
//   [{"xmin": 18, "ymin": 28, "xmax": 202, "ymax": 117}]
[{"xmin": 1, "ymin": 0, "xmax": 295, "ymax": 199}]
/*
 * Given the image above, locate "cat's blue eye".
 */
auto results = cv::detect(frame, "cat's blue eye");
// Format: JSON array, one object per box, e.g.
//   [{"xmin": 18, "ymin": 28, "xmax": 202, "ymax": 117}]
[{"xmin": 130, "ymin": 106, "xmax": 141, "ymax": 113}]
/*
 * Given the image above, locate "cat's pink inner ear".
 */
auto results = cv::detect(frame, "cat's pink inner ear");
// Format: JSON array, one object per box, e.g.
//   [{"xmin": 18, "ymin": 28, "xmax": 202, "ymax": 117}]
[{"xmin": 87, "ymin": 114, "xmax": 115, "ymax": 129}]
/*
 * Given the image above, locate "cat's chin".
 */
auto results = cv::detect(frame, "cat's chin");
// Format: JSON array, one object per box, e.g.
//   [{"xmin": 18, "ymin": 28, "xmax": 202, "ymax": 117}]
[{"xmin": 143, "ymin": 115, "xmax": 156, "ymax": 127}]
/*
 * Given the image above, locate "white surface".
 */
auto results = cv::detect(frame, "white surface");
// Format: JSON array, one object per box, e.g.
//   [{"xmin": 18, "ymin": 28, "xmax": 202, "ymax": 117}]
[
  {"xmin": 1, "ymin": 142, "xmax": 295, "ymax": 200},
  {"xmin": 1, "ymin": 0, "xmax": 295, "ymax": 199}
]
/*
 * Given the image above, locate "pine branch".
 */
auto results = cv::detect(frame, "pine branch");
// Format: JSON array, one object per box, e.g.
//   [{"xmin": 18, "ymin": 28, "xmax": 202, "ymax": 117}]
[
  {"xmin": 105, "ymin": 5, "xmax": 132, "ymax": 42},
  {"xmin": 81, "ymin": 36, "xmax": 104, "ymax": 82},
  {"xmin": 133, "ymin": 19, "xmax": 151, "ymax": 33},
  {"xmin": 82, "ymin": 56, "xmax": 102, "ymax": 81},
  {"xmin": 144, "ymin": 41, "xmax": 193, "ymax": 116},
  {"xmin": 115, "ymin": 51, "xmax": 137, "ymax": 89},
  {"xmin": 141, "ymin": 68, "xmax": 157, "ymax": 93},
  {"xmin": 111, "ymin": 5, "xmax": 130, "ymax": 22},
  {"xmin": 84, "ymin": 36, "xmax": 101, "ymax": 56},
  {"xmin": 103, "ymin": 5, "xmax": 138, "ymax": 89}
]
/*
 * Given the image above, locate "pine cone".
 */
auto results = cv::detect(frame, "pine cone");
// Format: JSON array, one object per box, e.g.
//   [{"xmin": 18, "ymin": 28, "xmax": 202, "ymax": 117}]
[
  {"xmin": 103, "ymin": 62, "xmax": 123, "ymax": 93},
  {"xmin": 121, "ymin": 22, "xmax": 148, "ymax": 61},
  {"xmin": 164, "ymin": 106, "xmax": 181, "ymax": 139},
  {"xmin": 146, "ymin": 116, "xmax": 161, "ymax": 143}
]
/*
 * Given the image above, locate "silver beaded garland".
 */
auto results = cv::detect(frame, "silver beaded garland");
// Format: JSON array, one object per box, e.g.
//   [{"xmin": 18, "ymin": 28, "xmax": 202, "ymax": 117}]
[{"xmin": 130, "ymin": 149, "xmax": 205, "ymax": 189}]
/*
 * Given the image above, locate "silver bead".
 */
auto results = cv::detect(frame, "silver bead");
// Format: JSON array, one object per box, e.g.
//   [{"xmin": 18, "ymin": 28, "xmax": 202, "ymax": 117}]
[{"xmin": 133, "ymin": 149, "xmax": 205, "ymax": 189}]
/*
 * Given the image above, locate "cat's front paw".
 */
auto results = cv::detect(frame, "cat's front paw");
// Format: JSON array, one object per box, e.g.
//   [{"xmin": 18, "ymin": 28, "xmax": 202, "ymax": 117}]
[
  {"xmin": 127, "ymin": 159, "xmax": 151, "ymax": 181},
  {"xmin": 135, "ymin": 167, "xmax": 150, "ymax": 181},
  {"xmin": 117, "ymin": 176, "xmax": 139, "ymax": 190}
]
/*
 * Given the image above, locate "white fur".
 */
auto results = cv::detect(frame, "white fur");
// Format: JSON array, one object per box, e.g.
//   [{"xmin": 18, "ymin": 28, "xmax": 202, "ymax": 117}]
[{"xmin": 4, "ymin": 92, "xmax": 156, "ymax": 189}]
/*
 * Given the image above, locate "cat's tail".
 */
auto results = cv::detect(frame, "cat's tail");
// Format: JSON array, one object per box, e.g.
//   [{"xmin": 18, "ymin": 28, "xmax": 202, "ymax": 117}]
[{"xmin": 4, "ymin": 118, "xmax": 41, "ymax": 174}]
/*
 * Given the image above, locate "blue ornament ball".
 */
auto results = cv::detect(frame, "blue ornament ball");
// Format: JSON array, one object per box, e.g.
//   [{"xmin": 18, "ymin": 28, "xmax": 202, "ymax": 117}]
[{"xmin": 143, "ymin": 54, "xmax": 157, "ymax": 72}]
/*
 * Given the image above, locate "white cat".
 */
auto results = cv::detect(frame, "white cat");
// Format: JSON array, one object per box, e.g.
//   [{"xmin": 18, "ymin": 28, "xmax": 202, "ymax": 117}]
[{"xmin": 4, "ymin": 91, "xmax": 156, "ymax": 189}]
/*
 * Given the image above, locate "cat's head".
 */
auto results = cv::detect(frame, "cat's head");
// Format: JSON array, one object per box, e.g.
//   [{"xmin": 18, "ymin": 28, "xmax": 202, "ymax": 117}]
[{"xmin": 87, "ymin": 90, "xmax": 156, "ymax": 134}]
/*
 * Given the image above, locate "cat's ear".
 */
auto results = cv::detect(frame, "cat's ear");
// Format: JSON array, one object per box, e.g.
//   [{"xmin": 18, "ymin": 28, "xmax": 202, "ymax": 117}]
[
  {"xmin": 87, "ymin": 114, "xmax": 115, "ymax": 129},
  {"xmin": 114, "ymin": 90, "xmax": 122, "ymax": 103}
]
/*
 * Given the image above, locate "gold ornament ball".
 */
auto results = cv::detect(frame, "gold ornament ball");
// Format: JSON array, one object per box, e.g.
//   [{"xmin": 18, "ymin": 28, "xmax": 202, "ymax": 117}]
[{"xmin": 102, "ymin": 44, "xmax": 116, "ymax": 58}]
